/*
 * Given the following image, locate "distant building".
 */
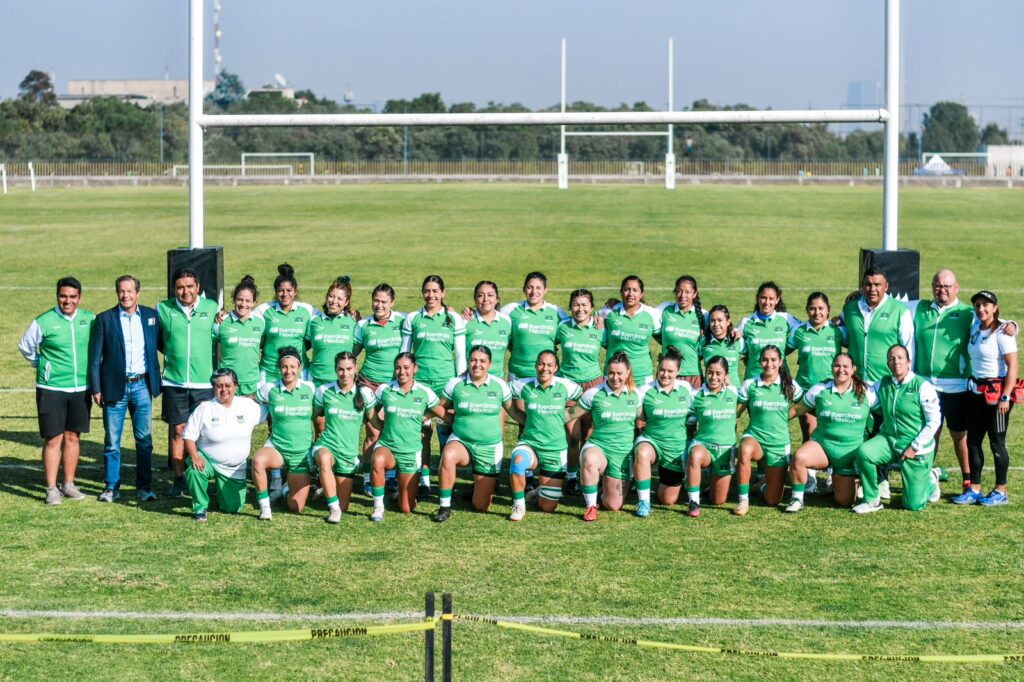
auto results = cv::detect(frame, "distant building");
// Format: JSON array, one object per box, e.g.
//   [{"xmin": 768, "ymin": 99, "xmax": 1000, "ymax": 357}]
[
  {"xmin": 985, "ymin": 145, "xmax": 1024, "ymax": 177},
  {"xmin": 58, "ymin": 79, "xmax": 215, "ymax": 109},
  {"xmin": 247, "ymin": 86, "xmax": 296, "ymax": 100}
]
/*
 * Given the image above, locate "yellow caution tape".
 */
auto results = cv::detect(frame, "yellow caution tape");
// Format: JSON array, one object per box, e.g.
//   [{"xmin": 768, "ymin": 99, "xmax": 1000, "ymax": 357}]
[
  {"xmin": 0, "ymin": 619, "xmax": 436, "ymax": 645},
  {"xmin": 455, "ymin": 616, "xmax": 1024, "ymax": 664}
]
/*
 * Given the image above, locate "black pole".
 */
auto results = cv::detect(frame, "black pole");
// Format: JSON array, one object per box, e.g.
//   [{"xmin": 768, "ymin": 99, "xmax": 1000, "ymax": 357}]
[
  {"xmin": 442, "ymin": 592, "xmax": 452, "ymax": 682},
  {"xmin": 425, "ymin": 592, "xmax": 435, "ymax": 682}
]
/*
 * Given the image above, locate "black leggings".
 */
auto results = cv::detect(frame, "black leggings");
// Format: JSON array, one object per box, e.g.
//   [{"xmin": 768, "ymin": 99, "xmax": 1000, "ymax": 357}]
[{"xmin": 967, "ymin": 391, "xmax": 1013, "ymax": 486}]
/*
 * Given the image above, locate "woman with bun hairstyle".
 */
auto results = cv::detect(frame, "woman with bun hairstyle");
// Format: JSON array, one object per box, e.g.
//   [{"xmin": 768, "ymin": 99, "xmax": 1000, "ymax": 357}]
[
  {"xmin": 255, "ymin": 263, "xmax": 315, "ymax": 383},
  {"xmin": 603, "ymin": 275, "xmax": 661, "ymax": 385},
  {"xmin": 213, "ymin": 275, "xmax": 264, "ymax": 396},
  {"xmin": 655, "ymin": 275, "xmax": 708, "ymax": 388}
]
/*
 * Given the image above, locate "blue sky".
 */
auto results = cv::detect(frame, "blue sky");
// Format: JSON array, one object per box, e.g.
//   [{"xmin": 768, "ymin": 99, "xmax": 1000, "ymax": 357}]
[{"xmin": 4, "ymin": 0, "xmax": 1022, "ymax": 134}]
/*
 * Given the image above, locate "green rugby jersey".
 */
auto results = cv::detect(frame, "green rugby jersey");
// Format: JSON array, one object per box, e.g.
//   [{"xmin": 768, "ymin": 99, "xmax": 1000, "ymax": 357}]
[
  {"xmin": 556, "ymin": 318, "xmax": 605, "ymax": 383},
  {"xmin": 699, "ymin": 336, "xmax": 745, "ymax": 387},
  {"xmin": 738, "ymin": 311, "xmax": 802, "ymax": 380},
  {"xmin": 511, "ymin": 376, "xmax": 581, "ymax": 451},
  {"xmin": 910, "ymin": 299, "xmax": 973, "ymax": 392},
  {"xmin": 20, "ymin": 307, "xmax": 95, "ymax": 391},
  {"xmin": 874, "ymin": 372, "xmax": 940, "ymax": 453},
  {"xmin": 578, "ymin": 383, "xmax": 641, "ymax": 455},
  {"xmin": 465, "ymin": 310, "xmax": 512, "ymax": 377},
  {"xmin": 354, "ymin": 312, "xmax": 405, "ymax": 384},
  {"xmin": 738, "ymin": 377, "xmax": 803, "ymax": 447},
  {"xmin": 442, "ymin": 374, "xmax": 512, "ymax": 446},
  {"xmin": 691, "ymin": 385, "xmax": 740, "ymax": 446},
  {"xmin": 637, "ymin": 379, "xmax": 696, "ymax": 455},
  {"xmin": 786, "ymin": 322, "xmax": 845, "ymax": 390},
  {"xmin": 374, "ymin": 381, "xmax": 440, "ymax": 454},
  {"xmin": 305, "ymin": 311, "xmax": 358, "ymax": 385},
  {"xmin": 255, "ymin": 300, "xmax": 315, "ymax": 379},
  {"xmin": 213, "ymin": 311, "xmax": 264, "ymax": 394},
  {"xmin": 841, "ymin": 294, "xmax": 913, "ymax": 382},
  {"xmin": 500, "ymin": 301, "xmax": 568, "ymax": 379},
  {"xmin": 603, "ymin": 303, "xmax": 662, "ymax": 379},
  {"xmin": 313, "ymin": 382, "xmax": 376, "ymax": 460},
  {"xmin": 257, "ymin": 379, "xmax": 316, "ymax": 455},
  {"xmin": 803, "ymin": 381, "xmax": 878, "ymax": 450},
  {"xmin": 655, "ymin": 303, "xmax": 707, "ymax": 376},
  {"xmin": 158, "ymin": 297, "xmax": 219, "ymax": 388},
  {"xmin": 401, "ymin": 307, "xmax": 466, "ymax": 386}
]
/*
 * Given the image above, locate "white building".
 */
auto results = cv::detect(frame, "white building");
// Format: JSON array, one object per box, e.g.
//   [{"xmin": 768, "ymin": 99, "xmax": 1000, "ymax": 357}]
[{"xmin": 58, "ymin": 79, "xmax": 215, "ymax": 109}]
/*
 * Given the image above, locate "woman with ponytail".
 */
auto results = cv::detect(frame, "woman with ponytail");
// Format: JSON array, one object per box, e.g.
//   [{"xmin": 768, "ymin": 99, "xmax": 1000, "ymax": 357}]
[
  {"xmin": 656, "ymin": 275, "xmax": 708, "ymax": 388},
  {"xmin": 306, "ymin": 276, "xmax": 360, "ymax": 387}
]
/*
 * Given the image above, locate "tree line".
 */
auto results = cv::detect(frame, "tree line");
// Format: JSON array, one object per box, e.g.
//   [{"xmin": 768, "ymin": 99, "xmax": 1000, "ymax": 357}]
[{"xmin": 1, "ymin": 70, "xmax": 1012, "ymax": 164}]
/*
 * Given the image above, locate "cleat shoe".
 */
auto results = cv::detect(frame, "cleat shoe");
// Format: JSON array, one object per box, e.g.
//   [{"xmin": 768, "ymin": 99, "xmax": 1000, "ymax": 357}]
[
  {"xmin": 979, "ymin": 490, "xmax": 1009, "ymax": 507},
  {"xmin": 687, "ymin": 501, "xmax": 701, "ymax": 518},
  {"xmin": 432, "ymin": 507, "xmax": 453, "ymax": 523},
  {"xmin": 733, "ymin": 499, "xmax": 749, "ymax": 516},
  {"xmin": 137, "ymin": 488, "xmax": 157, "ymax": 502},
  {"xmin": 582, "ymin": 505, "xmax": 599, "ymax": 522},
  {"xmin": 823, "ymin": 474, "xmax": 834, "ymax": 495},
  {"xmin": 192, "ymin": 510, "xmax": 208, "ymax": 522},
  {"xmin": 460, "ymin": 484, "xmax": 476, "ymax": 501},
  {"xmin": 60, "ymin": 482, "xmax": 86, "ymax": 501},
  {"xmin": 98, "ymin": 488, "xmax": 120, "ymax": 503},
  {"xmin": 417, "ymin": 484, "xmax": 430, "ymax": 502},
  {"xmin": 878, "ymin": 480, "xmax": 891, "ymax": 501},
  {"xmin": 804, "ymin": 474, "xmax": 818, "ymax": 496},
  {"xmin": 566, "ymin": 478, "xmax": 582, "ymax": 497},
  {"xmin": 257, "ymin": 507, "xmax": 273, "ymax": 521},
  {"xmin": 783, "ymin": 498, "xmax": 804, "ymax": 513},
  {"xmin": 325, "ymin": 508, "xmax": 342, "ymax": 524},
  {"xmin": 952, "ymin": 488, "xmax": 983, "ymax": 505},
  {"xmin": 268, "ymin": 483, "xmax": 289, "ymax": 504},
  {"xmin": 168, "ymin": 478, "xmax": 187, "ymax": 498},
  {"xmin": 45, "ymin": 486, "xmax": 62, "ymax": 506},
  {"xmin": 370, "ymin": 508, "xmax": 385, "ymax": 522},
  {"xmin": 525, "ymin": 486, "xmax": 540, "ymax": 504},
  {"xmin": 635, "ymin": 500, "xmax": 652, "ymax": 518},
  {"xmin": 852, "ymin": 499, "xmax": 883, "ymax": 514},
  {"xmin": 928, "ymin": 468, "xmax": 942, "ymax": 504},
  {"xmin": 509, "ymin": 502, "xmax": 526, "ymax": 522},
  {"xmin": 362, "ymin": 481, "xmax": 373, "ymax": 497}
]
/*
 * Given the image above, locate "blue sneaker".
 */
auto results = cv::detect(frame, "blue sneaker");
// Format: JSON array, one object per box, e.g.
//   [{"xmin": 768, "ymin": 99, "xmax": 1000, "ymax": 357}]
[
  {"xmin": 635, "ymin": 500, "xmax": 652, "ymax": 518},
  {"xmin": 951, "ymin": 488, "xmax": 983, "ymax": 505},
  {"xmin": 979, "ymin": 490, "xmax": 1009, "ymax": 507},
  {"xmin": 362, "ymin": 480, "xmax": 373, "ymax": 497},
  {"xmin": 192, "ymin": 510, "xmax": 208, "ymax": 522}
]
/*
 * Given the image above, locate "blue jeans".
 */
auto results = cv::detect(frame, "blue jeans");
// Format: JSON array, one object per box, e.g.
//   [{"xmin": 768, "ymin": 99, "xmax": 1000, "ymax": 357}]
[{"xmin": 102, "ymin": 380, "xmax": 154, "ymax": 490}]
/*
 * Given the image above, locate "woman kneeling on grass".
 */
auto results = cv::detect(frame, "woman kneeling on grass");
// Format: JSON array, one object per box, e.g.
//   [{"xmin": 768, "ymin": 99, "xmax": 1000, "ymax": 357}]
[
  {"xmin": 252, "ymin": 347, "xmax": 317, "ymax": 521},
  {"xmin": 508, "ymin": 351, "xmax": 582, "ymax": 521},
  {"xmin": 785, "ymin": 353, "xmax": 877, "ymax": 513},
  {"xmin": 433, "ymin": 346, "xmax": 524, "ymax": 523},
  {"xmin": 685, "ymin": 356, "xmax": 740, "ymax": 518},
  {"xmin": 734, "ymin": 345, "xmax": 803, "ymax": 515},
  {"xmin": 632, "ymin": 346, "xmax": 696, "ymax": 517},
  {"xmin": 565, "ymin": 351, "xmax": 642, "ymax": 522},
  {"xmin": 312, "ymin": 352, "xmax": 376, "ymax": 524},
  {"xmin": 367, "ymin": 352, "xmax": 447, "ymax": 522}
]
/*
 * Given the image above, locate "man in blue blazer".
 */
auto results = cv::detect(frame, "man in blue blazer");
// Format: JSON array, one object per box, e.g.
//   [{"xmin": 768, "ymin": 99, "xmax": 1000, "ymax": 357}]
[{"xmin": 88, "ymin": 275, "xmax": 162, "ymax": 502}]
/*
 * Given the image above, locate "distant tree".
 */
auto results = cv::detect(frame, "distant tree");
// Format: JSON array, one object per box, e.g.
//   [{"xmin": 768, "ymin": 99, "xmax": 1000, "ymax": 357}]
[
  {"xmin": 208, "ymin": 71, "xmax": 246, "ymax": 110},
  {"xmin": 18, "ymin": 70, "xmax": 57, "ymax": 106},
  {"xmin": 921, "ymin": 101, "xmax": 979, "ymax": 153},
  {"xmin": 980, "ymin": 122, "xmax": 1009, "ymax": 147}
]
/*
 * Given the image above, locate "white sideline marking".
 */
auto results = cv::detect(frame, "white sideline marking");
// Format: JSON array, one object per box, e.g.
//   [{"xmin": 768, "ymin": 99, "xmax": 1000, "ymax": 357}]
[{"xmin": 1, "ymin": 608, "xmax": 1023, "ymax": 630}]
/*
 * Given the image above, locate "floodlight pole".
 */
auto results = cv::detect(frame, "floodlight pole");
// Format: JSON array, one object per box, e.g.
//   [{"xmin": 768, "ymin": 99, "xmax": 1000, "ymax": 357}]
[
  {"xmin": 558, "ymin": 38, "xmax": 568, "ymax": 189},
  {"xmin": 189, "ymin": 0, "xmax": 205, "ymax": 248},
  {"xmin": 665, "ymin": 38, "xmax": 675, "ymax": 190},
  {"xmin": 882, "ymin": 0, "xmax": 900, "ymax": 250}
]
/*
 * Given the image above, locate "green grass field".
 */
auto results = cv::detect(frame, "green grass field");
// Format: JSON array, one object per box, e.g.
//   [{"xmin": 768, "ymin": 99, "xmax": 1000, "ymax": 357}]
[{"xmin": 1, "ymin": 184, "xmax": 1023, "ymax": 680}]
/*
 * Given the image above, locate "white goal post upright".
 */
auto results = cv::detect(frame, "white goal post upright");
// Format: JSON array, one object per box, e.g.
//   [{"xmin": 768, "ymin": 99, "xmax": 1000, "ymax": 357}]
[
  {"xmin": 187, "ymin": 0, "xmax": 900, "ymax": 249},
  {"xmin": 241, "ymin": 152, "xmax": 315, "ymax": 176}
]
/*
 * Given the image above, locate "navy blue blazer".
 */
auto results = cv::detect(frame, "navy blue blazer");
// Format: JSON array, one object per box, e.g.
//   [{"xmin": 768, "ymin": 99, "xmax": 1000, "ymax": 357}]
[{"xmin": 88, "ymin": 304, "xmax": 162, "ymax": 403}]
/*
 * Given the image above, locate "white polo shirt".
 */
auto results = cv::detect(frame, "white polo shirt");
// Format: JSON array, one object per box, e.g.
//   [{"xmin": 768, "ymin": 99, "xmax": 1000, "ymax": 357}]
[{"xmin": 183, "ymin": 396, "xmax": 265, "ymax": 479}]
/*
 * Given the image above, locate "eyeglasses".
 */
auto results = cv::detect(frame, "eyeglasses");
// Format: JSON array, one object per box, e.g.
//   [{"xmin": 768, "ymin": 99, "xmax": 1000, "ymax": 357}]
[{"xmin": 932, "ymin": 284, "xmax": 956, "ymax": 291}]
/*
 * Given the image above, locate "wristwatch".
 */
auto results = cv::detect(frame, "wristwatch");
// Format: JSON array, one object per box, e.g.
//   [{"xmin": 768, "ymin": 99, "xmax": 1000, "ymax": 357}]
[{"xmin": 1000, "ymin": 395, "xmax": 1011, "ymax": 403}]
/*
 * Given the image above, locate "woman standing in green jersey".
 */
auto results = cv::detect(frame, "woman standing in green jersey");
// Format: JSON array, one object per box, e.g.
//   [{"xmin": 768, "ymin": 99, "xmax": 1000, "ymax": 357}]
[
  {"xmin": 367, "ymin": 352, "xmax": 447, "ymax": 521},
  {"xmin": 252, "ymin": 347, "xmax": 317, "ymax": 521},
  {"xmin": 432, "ymin": 346, "xmax": 525, "ymax": 522},
  {"xmin": 556, "ymin": 288, "xmax": 606, "ymax": 495},
  {"xmin": 738, "ymin": 281, "xmax": 802, "ymax": 382},
  {"xmin": 566, "ymin": 351, "xmax": 642, "ymax": 522},
  {"xmin": 699, "ymin": 305, "xmax": 745, "ymax": 387},
  {"xmin": 786, "ymin": 292, "xmax": 845, "ymax": 442},
  {"xmin": 655, "ymin": 275, "xmax": 708, "ymax": 388},
  {"xmin": 354, "ymin": 283, "xmax": 405, "ymax": 493},
  {"xmin": 255, "ymin": 264, "xmax": 315, "ymax": 383},
  {"xmin": 312, "ymin": 352, "xmax": 375, "ymax": 524},
  {"xmin": 685, "ymin": 356, "xmax": 741, "ymax": 517},
  {"xmin": 785, "ymin": 353, "xmax": 877, "ymax": 513},
  {"xmin": 499, "ymin": 272, "xmax": 569, "ymax": 382},
  {"xmin": 603, "ymin": 275, "xmax": 661, "ymax": 385},
  {"xmin": 465, "ymin": 281, "xmax": 512, "ymax": 379},
  {"xmin": 507, "ymin": 351, "xmax": 582, "ymax": 521},
  {"xmin": 401, "ymin": 275, "xmax": 466, "ymax": 500},
  {"xmin": 735, "ymin": 345, "xmax": 803, "ymax": 514},
  {"xmin": 213, "ymin": 275, "xmax": 264, "ymax": 397},
  {"xmin": 632, "ymin": 346, "xmax": 697, "ymax": 517},
  {"xmin": 306, "ymin": 276, "xmax": 360, "ymax": 387}
]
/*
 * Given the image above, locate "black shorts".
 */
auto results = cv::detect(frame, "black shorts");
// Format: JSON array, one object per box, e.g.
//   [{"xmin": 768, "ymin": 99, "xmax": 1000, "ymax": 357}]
[
  {"xmin": 657, "ymin": 467, "xmax": 684, "ymax": 488},
  {"xmin": 36, "ymin": 388, "xmax": 91, "ymax": 438},
  {"xmin": 161, "ymin": 386, "xmax": 214, "ymax": 425},
  {"xmin": 938, "ymin": 390, "xmax": 969, "ymax": 433}
]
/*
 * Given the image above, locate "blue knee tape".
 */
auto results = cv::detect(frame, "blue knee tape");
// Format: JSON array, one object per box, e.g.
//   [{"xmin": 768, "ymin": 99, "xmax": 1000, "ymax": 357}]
[{"xmin": 510, "ymin": 448, "xmax": 531, "ymax": 477}]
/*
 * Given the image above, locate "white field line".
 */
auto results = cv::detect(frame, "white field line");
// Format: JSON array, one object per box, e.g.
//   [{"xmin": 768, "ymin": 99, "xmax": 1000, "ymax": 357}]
[{"xmin": 1, "ymin": 608, "xmax": 1024, "ymax": 630}]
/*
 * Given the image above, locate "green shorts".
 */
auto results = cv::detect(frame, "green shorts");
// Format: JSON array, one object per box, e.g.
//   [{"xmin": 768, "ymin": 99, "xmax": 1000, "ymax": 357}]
[
  {"xmin": 689, "ymin": 440, "xmax": 736, "ymax": 477},
  {"xmin": 266, "ymin": 439, "xmax": 313, "ymax": 475},
  {"xmin": 448, "ymin": 435, "xmax": 504, "ymax": 476},
  {"xmin": 238, "ymin": 380, "xmax": 260, "ymax": 397},
  {"xmin": 312, "ymin": 443, "xmax": 360, "ymax": 477},
  {"xmin": 634, "ymin": 435, "xmax": 684, "ymax": 473},
  {"xmin": 515, "ymin": 443, "xmax": 568, "ymax": 478},
  {"xmin": 812, "ymin": 436, "xmax": 859, "ymax": 477},
  {"xmin": 374, "ymin": 442, "xmax": 420, "ymax": 475},
  {"xmin": 582, "ymin": 441, "xmax": 632, "ymax": 480},
  {"xmin": 740, "ymin": 434, "xmax": 791, "ymax": 468}
]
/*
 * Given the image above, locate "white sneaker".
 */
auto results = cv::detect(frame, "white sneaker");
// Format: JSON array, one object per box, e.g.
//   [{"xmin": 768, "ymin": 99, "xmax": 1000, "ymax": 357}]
[
  {"xmin": 258, "ymin": 507, "xmax": 273, "ymax": 521},
  {"xmin": 928, "ymin": 468, "xmax": 941, "ymax": 503},
  {"xmin": 805, "ymin": 474, "xmax": 818, "ymax": 495},
  {"xmin": 783, "ymin": 498, "xmax": 804, "ymax": 513},
  {"xmin": 326, "ymin": 507, "xmax": 342, "ymax": 524},
  {"xmin": 509, "ymin": 502, "xmax": 526, "ymax": 522},
  {"xmin": 852, "ymin": 499, "xmax": 883, "ymax": 514},
  {"xmin": 878, "ymin": 480, "xmax": 891, "ymax": 501}
]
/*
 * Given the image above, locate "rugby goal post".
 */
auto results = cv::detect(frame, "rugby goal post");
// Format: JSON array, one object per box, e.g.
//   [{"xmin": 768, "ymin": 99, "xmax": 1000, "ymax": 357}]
[
  {"xmin": 241, "ymin": 152, "xmax": 315, "ymax": 176},
  {"xmin": 187, "ymin": 0, "xmax": 901, "ymax": 251}
]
